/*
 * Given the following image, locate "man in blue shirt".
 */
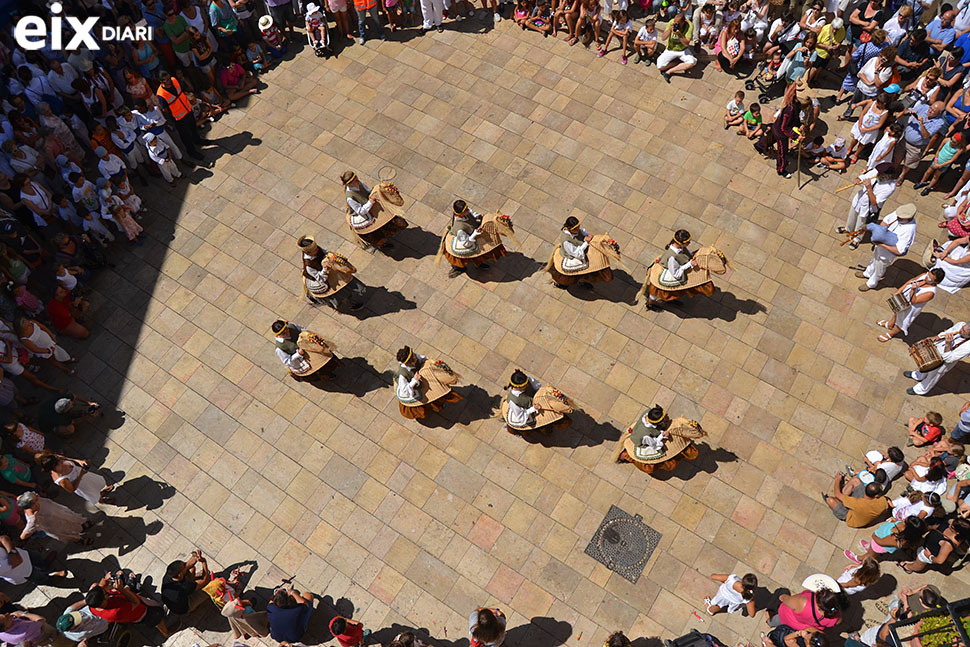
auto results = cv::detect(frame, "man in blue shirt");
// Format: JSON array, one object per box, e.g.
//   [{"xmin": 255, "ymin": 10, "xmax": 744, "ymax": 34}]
[
  {"xmin": 899, "ymin": 101, "xmax": 947, "ymax": 184},
  {"xmin": 926, "ymin": 8, "xmax": 956, "ymax": 54}
]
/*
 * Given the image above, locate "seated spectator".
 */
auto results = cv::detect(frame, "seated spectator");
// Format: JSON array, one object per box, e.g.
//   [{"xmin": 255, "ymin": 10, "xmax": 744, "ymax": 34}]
[
  {"xmin": 330, "ymin": 616, "xmax": 371, "ymax": 647},
  {"xmin": 598, "ymin": 9, "xmax": 632, "ymax": 63},
  {"xmin": 692, "ymin": 3, "xmax": 722, "ymax": 49},
  {"xmin": 57, "ymin": 601, "xmax": 109, "ymax": 647},
  {"xmin": 161, "ymin": 550, "xmax": 211, "ymax": 617},
  {"xmin": 717, "ymin": 19, "xmax": 746, "ymax": 75},
  {"xmin": 888, "ymin": 491, "xmax": 938, "ymax": 522},
  {"xmin": 739, "ymin": 102, "xmax": 762, "ymax": 139},
  {"xmin": 218, "ymin": 58, "xmax": 259, "ymax": 103},
  {"xmin": 266, "ymin": 587, "xmax": 314, "ymax": 646},
  {"xmin": 892, "ymin": 584, "xmax": 944, "ymax": 620},
  {"xmin": 85, "ymin": 572, "xmax": 168, "ymax": 636},
  {"xmin": 724, "ymin": 90, "xmax": 745, "ymax": 129},
  {"xmin": 246, "ymin": 41, "xmax": 267, "ymax": 74},
  {"xmin": 823, "ymin": 476, "xmax": 889, "ymax": 527},
  {"xmin": 900, "ymin": 516, "xmax": 970, "ymax": 572},
  {"xmin": 802, "ymin": 136, "xmax": 825, "ymax": 160},
  {"xmin": 845, "ymin": 513, "xmax": 927, "ymax": 563},
  {"xmin": 0, "ymin": 453, "xmax": 36, "ymax": 489},
  {"xmin": 925, "ymin": 8, "xmax": 956, "ymax": 56},
  {"xmin": 525, "ymin": 0, "xmax": 553, "ymax": 36},
  {"xmin": 634, "ymin": 20, "xmax": 660, "ymax": 65},
  {"xmin": 658, "ymin": 13, "xmax": 697, "ymax": 82},
  {"xmin": 0, "ymin": 535, "xmax": 67, "ymax": 585},
  {"xmin": 836, "ymin": 557, "xmax": 880, "ymax": 595},
  {"xmin": 905, "ymin": 456, "xmax": 948, "ymax": 495},
  {"xmin": 844, "ymin": 446, "xmax": 904, "ymax": 491},
  {"xmin": 816, "ymin": 136, "xmax": 849, "ymax": 173}
]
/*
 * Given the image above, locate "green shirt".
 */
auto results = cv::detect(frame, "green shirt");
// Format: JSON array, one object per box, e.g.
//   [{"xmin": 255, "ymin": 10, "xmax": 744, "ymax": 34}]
[
  {"xmin": 743, "ymin": 110, "xmax": 762, "ymax": 125},
  {"xmin": 164, "ymin": 16, "xmax": 191, "ymax": 53},
  {"xmin": 666, "ymin": 22, "xmax": 692, "ymax": 51}
]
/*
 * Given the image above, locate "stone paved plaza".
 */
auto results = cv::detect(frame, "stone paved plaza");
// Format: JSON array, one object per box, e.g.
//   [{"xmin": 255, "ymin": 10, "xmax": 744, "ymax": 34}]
[{"xmin": 22, "ymin": 18, "xmax": 970, "ymax": 647}]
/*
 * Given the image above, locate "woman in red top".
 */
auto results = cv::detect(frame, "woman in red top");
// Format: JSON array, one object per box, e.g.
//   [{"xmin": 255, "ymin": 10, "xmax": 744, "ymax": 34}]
[{"xmin": 47, "ymin": 286, "xmax": 89, "ymax": 340}]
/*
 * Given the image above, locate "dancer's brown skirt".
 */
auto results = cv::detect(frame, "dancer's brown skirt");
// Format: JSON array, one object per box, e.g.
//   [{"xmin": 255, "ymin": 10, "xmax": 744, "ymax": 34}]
[
  {"xmin": 444, "ymin": 244, "xmax": 508, "ymax": 269},
  {"xmin": 548, "ymin": 266, "xmax": 613, "ymax": 286},
  {"xmin": 355, "ymin": 216, "xmax": 408, "ymax": 247},
  {"xmin": 647, "ymin": 281, "xmax": 714, "ymax": 302},
  {"xmin": 617, "ymin": 441, "xmax": 700, "ymax": 474},
  {"xmin": 399, "ymin": 390, "xmax": 464, "ymax": 419}
]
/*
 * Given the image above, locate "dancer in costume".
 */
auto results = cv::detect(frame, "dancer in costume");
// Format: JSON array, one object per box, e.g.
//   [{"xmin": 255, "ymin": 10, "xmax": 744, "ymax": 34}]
[
  {"xmin": 501, "ymin": 369, "xmax": 574, "ymax": 434},
  {"xmin": 614, "ymin": 404, "xmax": 707, "ymax": 474},
  {"xmin": 271, "ymin": 319, "xmax": 341, "ymax": 382},
  {"xmin": 437, "ymin": 200, "xmax": 517, "ymax": 278},
  {"xmin": 298, "ymin": 235, "xmax": 364, "ymax": 311},
  {"xmin": 395, "ymin": 345, "xmax": 464, "ymax": 420},
  {"xmin": 642, "ymin": 229, "xmax": 728, "ymax": 310},
  {"xmin": 546, "ymin": 216, "xmax": 625, "ymax": 289},
  {"xmin": 340, "ymin": 170, "xmax": 408, "ymax": 250}
]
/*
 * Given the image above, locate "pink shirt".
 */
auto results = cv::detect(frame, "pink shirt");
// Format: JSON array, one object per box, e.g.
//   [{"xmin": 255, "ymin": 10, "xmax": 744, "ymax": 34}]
[{"xmin": 778, "ymin": 591, "xmax": 840, "ymax": 630}]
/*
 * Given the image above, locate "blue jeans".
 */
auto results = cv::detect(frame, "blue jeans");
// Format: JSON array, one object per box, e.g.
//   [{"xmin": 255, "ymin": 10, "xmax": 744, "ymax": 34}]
[
  {"xmin": 355, "ymin": 4, "xmax": 383, "ymax": 38},
  {"xmin": 953, "ymin": 423, "xmax": 970, "ymax": 442}
]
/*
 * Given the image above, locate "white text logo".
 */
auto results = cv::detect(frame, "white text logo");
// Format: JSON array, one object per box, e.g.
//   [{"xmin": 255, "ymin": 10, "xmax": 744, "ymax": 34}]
[{"xmin": 14, "ymin": 2, "xmax": 153, "ymax": 50}]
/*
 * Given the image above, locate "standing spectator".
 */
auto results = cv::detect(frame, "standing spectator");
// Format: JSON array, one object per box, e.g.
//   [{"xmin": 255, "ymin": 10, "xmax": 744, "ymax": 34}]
[
  {"xmin": 144, "ymin": 133, "xmax": 182, "ymax": 186},
  {"xmin": 56, "ymin": 601, "xmax": 109, "ymax": 647},
  {"xmin": 17, "ymin": 492, "xmax": 89, "ymax": 544},
  {"xmin": 86, "ymin": 572, "xmax": 168, "ymax": 636},
  {"xmin": 156, "ymin": 72, "xmax": 204, "ymax": 162},
  {"xmin": 0, "ymin": 609, "xmax": 61, "ymax": 646},
  {"xmin": 133, "ymin": 99, "xmax": 183, "ymax": 162},
  {"xmin": 16, "ymin": 318, "xmax": 75, "ymax": 375},
  {"xmin": 952, "ymin": 400, "xmax": 970, "ymax": 441},
  {"xmin": 210, "ymin": 0, "xmax": 241, "ymax": 47},
  {"xmin": 925, "ymin": 9, "xmax": 956, "ymax": 55},
  {"xmin": 355, "ymin": 0, "xmax": 388, "ymax": 44},
  {"xmin": 469, "ymin": 608, "xmax": 506, "ymax": 647},
  {"xmin": 36, "ymin": 395, "xmax": 100, "ymax": 437},
  {"xmin": 47, "ymin": 285, "xmax": 90, "ymax": 340},
  {"xmin": 266, "ymin": 586, "xmax": 314, "ymax": 646},
  {"xmin": 229, "ymin": 0, "xmax": 260, "ymax": 42},
  {"xmin": 266, "ymin": 0, "xmax": 297, "ymax": 38},
  {"xmin": 37, "ymin": 450, "xmax": 114, "ymax": 504},
  {"xmin": 163, "ymin": 6, "xmax": 194, "ymax": 67},
  {"xmin": 161, "ymin": 550, "xmax": 210, "ymax": 618},
  {"xmin": 0, "ymin": 535, "xmax": 66, "ymax": 585},
  {"xmin": 330, "ymin": 616, "xmax": 371, "ymax": 647}
]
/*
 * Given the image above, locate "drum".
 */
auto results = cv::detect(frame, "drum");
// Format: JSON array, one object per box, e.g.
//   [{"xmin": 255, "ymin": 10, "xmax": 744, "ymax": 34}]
[
  {"xmin": 909, "ymin": 338, "xmax": 943, "ymax": 372},
  {"xmin": 887, "ymin": 292, "xmax": 910, "ymax": 313}
]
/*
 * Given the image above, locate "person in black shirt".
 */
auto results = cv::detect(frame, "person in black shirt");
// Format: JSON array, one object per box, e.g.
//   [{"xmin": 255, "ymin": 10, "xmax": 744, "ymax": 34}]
[
  {"xmin": 896, "ymin": 29, "xmax": 932, "ymax": 82},
  {"xmin": 160, "ymin": 550, "xmax": 210, "ymax": 617}
]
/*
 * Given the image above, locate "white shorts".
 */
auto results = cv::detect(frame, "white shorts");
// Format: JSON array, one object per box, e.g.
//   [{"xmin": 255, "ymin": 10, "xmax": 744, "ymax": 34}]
[
  {"xmin": 174, "ymin": 49, "xmax": 193, "ymax": 67},
  {"xmin": 657, "ymin": 47, "xmax": 697, "ymax": 67}
]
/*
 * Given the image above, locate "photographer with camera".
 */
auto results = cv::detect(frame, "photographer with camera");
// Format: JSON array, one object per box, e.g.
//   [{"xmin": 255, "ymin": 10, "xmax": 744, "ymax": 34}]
[
  {"xmin": 266, "ymin": 583, "xmax": 314, "ymax": 646},
  {"xmin": 762, "ymin": 626, "xmax": 828, "ymax": 647},
  {"xmin": 161, "ymin": 549, "xmax": 211, "ymax": 620},
  {"xmin": 85, "ymin": 570, "xmax": 168, "ymax": 637},
  {"xmin": 36, "ymin": 394, "xmax": 102, "ymax": 437}
]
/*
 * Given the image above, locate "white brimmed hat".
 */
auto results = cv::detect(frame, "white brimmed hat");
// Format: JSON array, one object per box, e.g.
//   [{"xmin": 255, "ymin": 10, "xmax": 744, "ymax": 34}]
[
  {"xmin": 306, "ymin": 2, "xmax": 320, "ymax": 12},
  {"xmin": 802, "ymin": 574, "xmax": 839, "ymax": 593},
  {"xmin": 258, "ymin": 14, "xmax": 273, "ymax": 30}
]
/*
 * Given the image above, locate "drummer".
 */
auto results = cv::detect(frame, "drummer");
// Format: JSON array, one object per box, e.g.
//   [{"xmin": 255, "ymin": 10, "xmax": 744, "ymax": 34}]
[
  {"xmin": 905, "ymin": 321, "xmax": 970, "ymax": 396},
  {"xmin": 443, "ymin": 200, "xmax": 505, "ymax": 278},
  {"xmin": 298, "ymin": 235, "xmax": 363, "ymax": 311},
  {"xmin": 877, "ymin": 269, "xmax": 943, "ymax": 342},
  {"xmin": 856, "ymin": 203, "xmax": 918, "ymax": 292},
  {"xmin": 646, "ymin": 229, "xmax": 711, "ymax": 310},
  {"xmin": 340, "ymin": 170, "xmax": 407, "ymax": 250}
]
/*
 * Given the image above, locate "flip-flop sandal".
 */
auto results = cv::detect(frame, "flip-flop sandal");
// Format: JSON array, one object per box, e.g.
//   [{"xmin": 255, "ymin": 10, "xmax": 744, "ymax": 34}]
[
  {"xmin": 836, "ymin": 226, "xmax": 848, "ymax": 233},
  {"xmin": 878, "ymin": 333, "xmax": 893, "ymax": 342},
  {"xmin": 877, "ymin": 319, "xmax": 890, "ymax": 329}
]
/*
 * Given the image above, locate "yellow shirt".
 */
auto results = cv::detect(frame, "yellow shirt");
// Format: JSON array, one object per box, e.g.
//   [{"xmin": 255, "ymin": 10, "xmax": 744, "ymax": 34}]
[{"xmin": 815, "ymin": 24, "xmax": 845, "ymax": 59}]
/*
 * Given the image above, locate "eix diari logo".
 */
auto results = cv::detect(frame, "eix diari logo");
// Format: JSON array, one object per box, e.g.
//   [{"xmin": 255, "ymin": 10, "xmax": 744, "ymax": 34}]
[{"xmin": 15, "ymin": 2, "xmax": 153, "ymax": 50}]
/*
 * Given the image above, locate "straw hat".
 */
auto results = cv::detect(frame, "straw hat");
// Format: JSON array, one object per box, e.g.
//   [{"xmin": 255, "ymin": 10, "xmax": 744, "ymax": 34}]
[
  {"xmin": 258, "ymin": 14, "xmax": 273, "ymax": 30},
  {"xmin": 801, "ymin": 573, "xmax": 839, "ymax": 593},
  {"xmin": 795, "ymin": 78, "xmax": 814, "ymax": 104},
  {"xmin": 298, "ymin": 235, "xmax": 319, "ymax": 256}
]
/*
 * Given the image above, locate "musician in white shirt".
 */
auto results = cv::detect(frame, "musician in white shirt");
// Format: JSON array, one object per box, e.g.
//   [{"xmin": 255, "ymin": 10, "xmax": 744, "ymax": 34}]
[
  {"xmin": 858, "ymin": 203, "xmax": 918, "ymax": 290},
  {"xmin": 905, "ymin": 321, "xmax": 970, "ymax": 395}
]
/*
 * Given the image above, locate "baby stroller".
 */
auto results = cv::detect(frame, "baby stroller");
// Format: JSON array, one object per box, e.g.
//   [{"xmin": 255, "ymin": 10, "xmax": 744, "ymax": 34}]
[
  {"xmin": 303, "ymin": 2, "xmax": 333, "ymax": 57},
  {"xmin": 745, "ymin": 56, "xmax": 787, "ymax": 104}
]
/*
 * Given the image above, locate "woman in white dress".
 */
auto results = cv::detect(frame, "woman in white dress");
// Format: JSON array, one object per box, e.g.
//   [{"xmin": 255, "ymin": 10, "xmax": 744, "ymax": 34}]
[
  {"xmin": 846, "ymin": 93, "xmax": 890, "ymax": 163},
  {"xmin": 17, "ymin": 491, "xmax": 89, "ymax": 543},
  {"xmin": 866, "ymin": 122, "xmax": 902, "ymax": 171},
  {"xmin": 36, "ymin": 451, "xmax": 114, "ymax": 505},
  {"xmin": 931, "ymin": 237, "xmax": 970, "ymax": 293},
  {"xmin": 704, "ymin": 573, "xmax": 757, "ymax": 615},
  {"xmin": 877, "ymin": 270, "xmax": 943, "ymax": 341},
  {"xmin": 16, "ymin": 318, "xmax": 75, "ymax": 375}
]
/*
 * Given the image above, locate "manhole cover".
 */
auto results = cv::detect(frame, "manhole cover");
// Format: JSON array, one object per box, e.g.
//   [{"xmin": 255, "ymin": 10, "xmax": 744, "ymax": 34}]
[{"xmin": 584, "ymin": 505, "xmax": 661, "ymax": 583}]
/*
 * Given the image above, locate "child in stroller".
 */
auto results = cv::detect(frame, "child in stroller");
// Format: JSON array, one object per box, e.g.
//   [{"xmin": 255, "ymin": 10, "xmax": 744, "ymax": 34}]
[
  {"xmin": 305, "ymin": 3, "xmax": 333, "ymax": 56},
  {"xmin": 745, "ymin": 49, "xmax": 785, "ymax": 103}
]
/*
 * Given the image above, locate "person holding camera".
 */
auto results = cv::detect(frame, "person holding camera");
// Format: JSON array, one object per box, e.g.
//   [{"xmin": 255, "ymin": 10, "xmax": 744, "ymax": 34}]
[
  {"xmin": 85, "ymin": 571, "xmax": 168, "ymax": 637},
  {"xmin": 266, "ymin": 585, "xmax": 314, "ymax": 646},
  {"xmin": 161, "ymin": 550, "xmax": 211, "ymax": 619},
  {"xmin": 36, "ymin": 394, "xmax": 102, "ymax": 437},
  {"xmin": 762, "ymin": 626, "xmax": 828, "ymax": 647}
]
